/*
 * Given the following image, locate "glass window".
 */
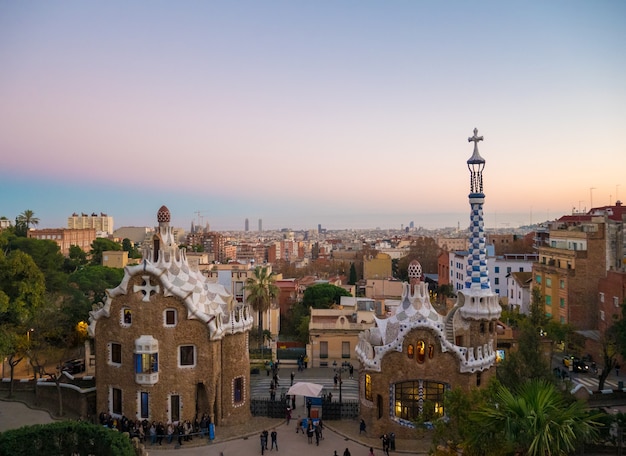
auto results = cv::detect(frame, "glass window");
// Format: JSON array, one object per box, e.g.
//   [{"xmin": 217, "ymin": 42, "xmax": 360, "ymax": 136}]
[
  {"xmin": 546, "ymin": 296, "xmax": 552, "ymax": 306},
  {"xmin": 365, "ymin": 374, "xmax": 372, "ymax": 401},
  {"xmin": 320, "ymin": 341, "xmax": 328, "ymax": 359},
  {"xmin": 112, "ymin": 388, "xmax": 122, "ymax": 415},
  {"xmin": 394, "ymin": 380, "xmax": 445, "ymax": 421},
  {"xmin": 428, "ymin": 344, "xmax": 435, "ymax": 359},
  {"xmin": 234, "ymin": 377, "xmax": 244, "ymax": 403},
  {"xmin": 165, "ymin": 309, "xmax": 177, "ymax": 326},
  {"xmin": 179, "ymin": 345, "xmax": 196, "ymax": 367},
  {"xmin": 494, "ymin": 266, "xmax": 499, "ymax": 273},
  {"xmin": 546, "ymin": 278, "xmax": 552, "ymax": 287},
  {"xmin": 535, "ymin": 275, "xmax": 542, "ymax": 284},
  {"xmin": 140, "ymin": 392, "xmax": 149, "ymax": 419},
  {"xmin": 234, "ymin": 281, "xmax": 244, "ymax": 303},
  {"xmin": 123, "ymin": 308, "xmax": 132, "ymax": 325},
  {"xmin": 416, "ymin": 341, "xmax": 425, "ymax": 364},
  {"xmin": 407, "ymin": 344, "xmax": 414, "ymax": 359},
  {"xmin": 342, "ymin": 341, "xmax": 350, "ymax": 359},
  {"xmin": 560, "ymin": 298, "xmax": 565, "ymax": 308},
  {"xmin": 170, "ymin": 395, "xmax": 180, "ymax": 423},
  {"xmin": 111, "ymin": 343, "xmax": 122, "ymax": 364},
  {"xmin": 135, "ymin": 353, "xmax": 158, "ymax": 374},
  {"xmin": 560, "ymin": 280, "xmax": 565, "ymax": 289}
]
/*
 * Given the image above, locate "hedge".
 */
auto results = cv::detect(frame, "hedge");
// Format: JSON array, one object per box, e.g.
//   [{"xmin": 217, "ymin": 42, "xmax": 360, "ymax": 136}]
[{"xmin": 0, "ymin": 420, "xmax": 136, "ymax": 456}]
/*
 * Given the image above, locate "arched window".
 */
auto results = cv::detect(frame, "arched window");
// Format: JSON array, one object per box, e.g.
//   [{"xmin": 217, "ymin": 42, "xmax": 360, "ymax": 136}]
[
  {"xmin": 428, "ymin": 344, "xmax": 435, "ymax": 359},
  {"xmin": 407, "ymin": 344, "xmax": 414, "ymax": 359},
  {"xmin": 416, "ymin": 341, "xmax": 425, "ymax": 364},
  {"xmin": 479, "ymin": 322, "xmax": 485, "ymax": 334}
]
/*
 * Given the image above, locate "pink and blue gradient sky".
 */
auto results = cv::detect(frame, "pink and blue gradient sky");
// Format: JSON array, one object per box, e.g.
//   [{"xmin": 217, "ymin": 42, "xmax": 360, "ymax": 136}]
[{"xmin": 1, "ymin": 1, "xmax": 625, "ymax": 231}]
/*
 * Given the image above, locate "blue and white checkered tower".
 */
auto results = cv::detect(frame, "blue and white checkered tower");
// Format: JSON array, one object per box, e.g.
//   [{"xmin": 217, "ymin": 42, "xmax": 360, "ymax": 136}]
[{"xmin": 465, "ymin": 128, "xmax": 491, "ymax": 291}]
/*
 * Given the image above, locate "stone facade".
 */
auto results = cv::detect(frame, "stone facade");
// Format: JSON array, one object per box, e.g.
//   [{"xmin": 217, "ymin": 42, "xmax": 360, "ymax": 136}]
[{"xmin": 88, "ymin": 206, "xmax": 253, "ymax": 426}]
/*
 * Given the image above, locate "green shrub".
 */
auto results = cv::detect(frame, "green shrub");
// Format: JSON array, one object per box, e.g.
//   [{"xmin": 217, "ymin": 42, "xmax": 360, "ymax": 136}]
[{"xmin": 0, "ymin": 420, "xmax": 136, "ymax": 456}]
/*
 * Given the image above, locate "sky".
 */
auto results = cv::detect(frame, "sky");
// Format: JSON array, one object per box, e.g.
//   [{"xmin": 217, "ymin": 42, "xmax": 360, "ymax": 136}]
[{"xmin": 1, "ymin": 1, "xmax": 625, "ymax": 231}]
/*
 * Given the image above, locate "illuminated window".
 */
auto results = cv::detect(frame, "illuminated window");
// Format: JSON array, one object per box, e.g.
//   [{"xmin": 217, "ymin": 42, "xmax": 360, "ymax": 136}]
[
  {"xmin": 365, "ymin": 374, "xmax": 372, "ymax": 401},
  {"xmin": 135, "ymin": 353, "xmax": 158, "ymax": 374},
  {"xmin": 394, "ymin": 380, "xmax": 445, "ymax": 421},
  {"xmin": 407, "ymin": 344, "xmax": 414, "ymax": 359},
  {"xmin": 428, "ymin": 344, "xmax": 435, "ymax": 359},
  {"xmin": 123, "ymin": 308, "xmax": 132, "ymax": 325},
  {"xmin": 416, "ymin": 341, "xmax": 425, "ymax": 364}
]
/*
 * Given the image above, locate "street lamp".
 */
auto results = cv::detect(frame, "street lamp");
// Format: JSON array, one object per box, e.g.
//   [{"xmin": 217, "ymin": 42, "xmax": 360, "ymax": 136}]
[{"xmin": 26, "ymin": 328, "xmax": 34, "ymax": 378}]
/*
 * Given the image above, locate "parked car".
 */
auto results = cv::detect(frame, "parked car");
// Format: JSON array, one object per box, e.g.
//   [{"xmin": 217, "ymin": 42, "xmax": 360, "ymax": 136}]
[
  {"xmin": 573, "ymin": 359, "xmax": 590, "ymax": 373},
  {"xmin": 61, "ymin": 358, "xmax": 85, "ymax": 374}
]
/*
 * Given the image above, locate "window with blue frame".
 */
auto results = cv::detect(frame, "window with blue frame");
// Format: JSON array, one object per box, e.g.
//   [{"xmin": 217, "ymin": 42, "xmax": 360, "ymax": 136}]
[{"xmin": 135, "ymin": 353, "xmax": 158, "ymax": 374}]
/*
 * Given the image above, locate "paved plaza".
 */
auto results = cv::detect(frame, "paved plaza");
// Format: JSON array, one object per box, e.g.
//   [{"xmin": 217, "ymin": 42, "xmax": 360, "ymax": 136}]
[{"xmin": 0, "ymin": 365, "xmax": 432, "ymax": 455}]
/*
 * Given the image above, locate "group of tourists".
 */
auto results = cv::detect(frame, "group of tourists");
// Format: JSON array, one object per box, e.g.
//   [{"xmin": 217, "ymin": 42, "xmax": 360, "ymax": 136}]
[{"xmin": 97, "ymin": 411, "xmax": 213, "ymax": 445}]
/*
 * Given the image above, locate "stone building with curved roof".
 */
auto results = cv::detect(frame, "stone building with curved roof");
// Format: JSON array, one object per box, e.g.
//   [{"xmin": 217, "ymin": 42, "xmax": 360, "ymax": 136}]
[
  {"xmin": 88, "ymin": 205, "xmax": 253, "ymax": 426},
  {"xmin": 355, "ymin": 130, "xmax": 502, "ymax": 437}
]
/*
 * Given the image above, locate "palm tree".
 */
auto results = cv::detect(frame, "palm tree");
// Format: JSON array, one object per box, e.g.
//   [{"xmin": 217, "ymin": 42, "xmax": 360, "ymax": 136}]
[
  {"xmin": 245, "ymin": 266, "xmax": 280, "ymax": 345},
  {"xmin": 467, "ymin": 379, "xmax": 601, "ymax": 455},
  {"xmin": 17, "ymin": 209, "xmax": 39, "ymax": 230}
]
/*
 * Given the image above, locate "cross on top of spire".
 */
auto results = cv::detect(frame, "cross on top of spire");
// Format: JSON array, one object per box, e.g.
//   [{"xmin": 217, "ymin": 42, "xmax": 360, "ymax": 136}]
[
  {"xmin": 468, "ymin": 128, "xmax": 483, "ymax": 146},
  {"xmin": 467, "ymin": 128, "xmax": 485, "ymax": 165}
]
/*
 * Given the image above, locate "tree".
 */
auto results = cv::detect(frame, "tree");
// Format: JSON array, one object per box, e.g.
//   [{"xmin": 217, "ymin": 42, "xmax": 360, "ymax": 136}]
[
  {"xmin": 15, "ymin": 209, "xmax": 39, "ymax": 234},
  {"xmin": 245, "ymin": 266, "xmax": 280, "ymax": 342},
  {"xmin": 348, "ymin": 263, "xmax": 357, "ymax": 285},
  {"xmin": 0, "ymin": 249, "xmax": 46, "ymax": 397},
  {"xmin": 63, "ymin": 245, "xmax": 88, "ymax": 273},
  {"xmin": 432, "ymin": 383, "xmax": 500, "ymax": 454},
  {"xmin": 302, "ymin": 283, "xmax": 352, "ymax": 309},
  {"xmin": 67, "ymin": 265, "xmax": 124, "ymax": 309},
  {"xmin": 466, "ymin": 379, "xmax": 601, "ymax": 455},
  {"xmin": 396, "ymin": 237, "xmax": 441, "ymax": 281},
  {"xmin": 497, "ymin": 319, "xmax": 554, "ymax": 389},
  {"xmin": 89, "ymin": 238, "xmax": 121, "ymax": 266},
  {"xmin": 121, "ymin": 238, "xmax": 141, "ymax": 258},
  {"xmin": 7, "ymin": 235, "xmax": 66, "ymax": 292},
  {"xmin": 529, "ymin": 286, "xmax": 548, "ymax": 329}
]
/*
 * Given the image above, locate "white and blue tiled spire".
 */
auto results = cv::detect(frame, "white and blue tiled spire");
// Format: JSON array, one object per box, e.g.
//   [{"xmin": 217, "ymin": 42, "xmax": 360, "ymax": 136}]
[{"xmin": 465, "ymin": 128, "xmax": 491, "ymax": 291}]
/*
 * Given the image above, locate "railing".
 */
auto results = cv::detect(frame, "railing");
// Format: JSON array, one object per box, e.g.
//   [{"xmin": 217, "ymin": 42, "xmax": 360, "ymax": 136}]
[{"xmin": 250, "ymin": 398, "xmax": 359, "ymax": 420}]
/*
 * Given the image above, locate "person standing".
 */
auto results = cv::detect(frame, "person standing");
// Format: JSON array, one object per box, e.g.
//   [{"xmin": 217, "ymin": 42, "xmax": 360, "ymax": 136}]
[
  {"xmin": 306, "ymin": 399, "xmax": 312, "ymax": 417},
  {"xmin": 262, "ymin": 429, "xmax": 269, "ymax": 450},
  {"xmin": 291, "ymin": 371, "xmax": 295, "ymax": 385},
  {"xmin": 349, "ymin": 364, "xmax": 354, "ymax": 379},
  {"xmin": 343, "ymin": 448, "xmax": 351, "ymax": 456},
  {"xmin": 368, "ymin": 448, "xmax": 375, "ymax": 456},
  {"xmin": 270, "ymin": 429, "xmax": 278, "ymax": 451},
  {"xmin": 359, "ymin": 419, "xmax": 366, "ymax": 434},
  {"xmin": 156, "ymin": 421, "xmax": 165, "ymax": 445},
  {"xmin": 260, "ymin": 432, "xmax": 267, "ymax": 455},
  {"xmin": 380, "ymin": 434, "xmax": 390, "ymax": 456}
]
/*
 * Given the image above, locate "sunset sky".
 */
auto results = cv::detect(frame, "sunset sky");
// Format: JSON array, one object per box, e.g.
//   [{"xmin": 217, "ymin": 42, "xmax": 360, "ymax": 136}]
[{"xmin": 1, "ymin": 1, "xmax": 625, "ymax": 231}]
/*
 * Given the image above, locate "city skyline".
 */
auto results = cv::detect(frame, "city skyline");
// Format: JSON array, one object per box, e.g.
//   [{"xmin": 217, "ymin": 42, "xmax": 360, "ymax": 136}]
[{"xmin": 1, "ymin": 1, "xmax": 625, "ymax": 231}]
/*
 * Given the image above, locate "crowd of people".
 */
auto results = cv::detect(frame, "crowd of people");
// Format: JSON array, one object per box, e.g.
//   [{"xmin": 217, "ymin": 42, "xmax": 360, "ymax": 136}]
[{"xmin": 97, "ymin": 411, "xmax": 213, "ymax": 446}]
